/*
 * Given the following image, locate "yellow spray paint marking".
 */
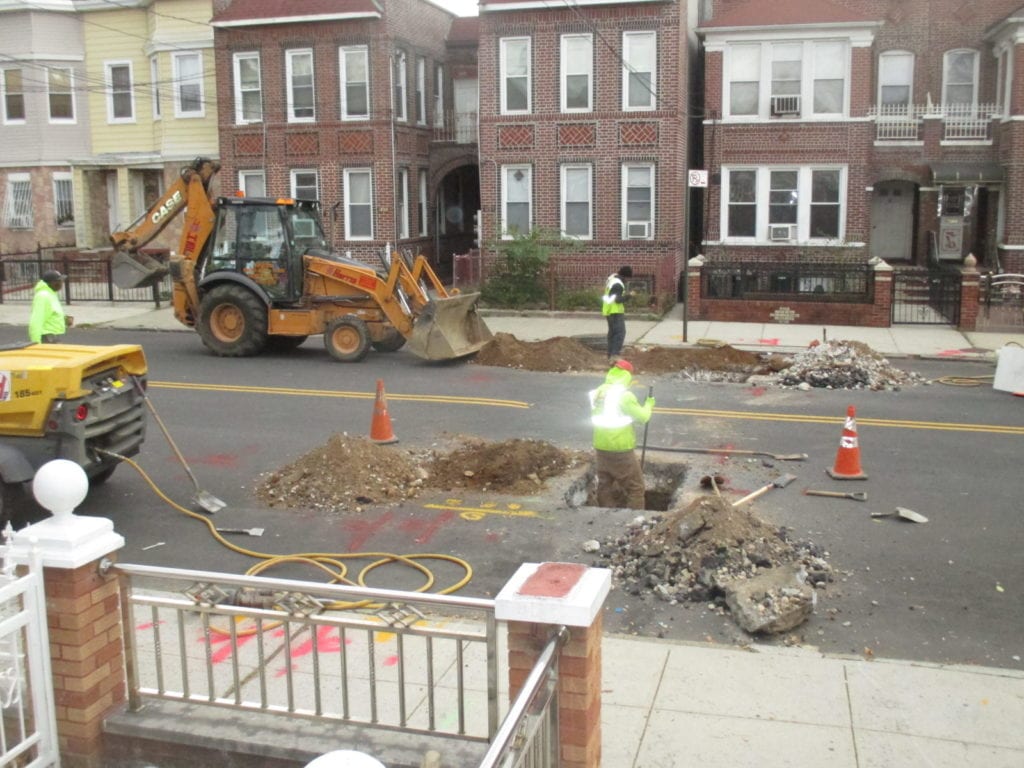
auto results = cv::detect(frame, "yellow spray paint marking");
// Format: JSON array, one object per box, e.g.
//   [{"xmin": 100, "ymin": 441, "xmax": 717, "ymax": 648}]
[{"xmin": 424, "ymin": 499, "xmax": 553, "ymax": 521}]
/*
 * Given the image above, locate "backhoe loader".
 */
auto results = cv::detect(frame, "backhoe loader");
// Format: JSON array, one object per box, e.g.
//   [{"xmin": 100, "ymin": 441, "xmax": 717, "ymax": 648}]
[{"xmin": 110, "ymin": 157, "xmax": 491, "ymax": 362}]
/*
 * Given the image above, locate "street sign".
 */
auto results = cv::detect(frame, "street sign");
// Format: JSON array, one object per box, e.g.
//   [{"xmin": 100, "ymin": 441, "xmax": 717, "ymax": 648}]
[{"xmin": 688, "ymin": 169, "xmax": 708, "ymax": 188}]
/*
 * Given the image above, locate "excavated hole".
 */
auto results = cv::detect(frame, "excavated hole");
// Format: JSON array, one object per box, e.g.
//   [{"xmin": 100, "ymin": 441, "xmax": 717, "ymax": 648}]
[{"xmin": 564, "ymin": 460, "xmax": 688, "ymax": 512}]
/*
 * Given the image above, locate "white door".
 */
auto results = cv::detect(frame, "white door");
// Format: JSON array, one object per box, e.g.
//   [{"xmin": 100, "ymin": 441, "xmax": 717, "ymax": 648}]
[
  {"xmin": 870, "ymin": 181, "xmax": 914, "ymax": 261},
  {"xmin": 453, "ymin": 78, "xmax": 477, "ymax": 143}
]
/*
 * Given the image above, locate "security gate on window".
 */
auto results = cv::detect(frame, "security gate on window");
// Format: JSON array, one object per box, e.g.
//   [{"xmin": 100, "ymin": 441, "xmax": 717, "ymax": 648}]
[{"xmin": 891, "ymin": 271, "xmax": 961, "ymax": 325}]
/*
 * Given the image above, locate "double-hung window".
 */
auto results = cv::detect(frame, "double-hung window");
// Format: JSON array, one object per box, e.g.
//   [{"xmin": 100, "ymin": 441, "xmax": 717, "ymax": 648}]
[
  {"xmin": 812, "ymin": 42, "xmax": 845, "ymax": 114},
  {"xmin": 561, "ymin": 164, "xmax": 592, "ymax": 239},
  {"xmin": 48, "ymin": 66, "xmax": 74, "ymax": 122},
  {"xmin": 501, "ymin": 165, "xmax": 531, "ymax": 237},
  {"xmin": 150, "ymin": 57, "xmax": 161, "ymax": 119},
  {"xmin": 622, "ymin": 163, "xmax": 654, "ymax": 239},
  {"xmin": 291, "ymin": 169, "xmax": 318, "ymax": 201},
  {"xmin": 393, "ymin": 51, "xmax": 407, "ymax": 122},
  {"xmin": 434, "ymin": 64, "xmax": 444, "ymax": 128},
  {"xmin": 728, "ymin": 44, "xmax": 760, "ymax": 116},
  {"xmin": 238, "ymin": 170, "xmax": 266, "ymax": 197},
  {"xmin": 415, "ymin": 57, "xmax": 426, "ymax": 124},
  {"xmin": 106, "ymin": 62, "xmax": 134, "ymax": 122},
  {"xmin": 2, "ymin": 69, "xmax": 25, "ymax": 123},
  {"xmin": 173, "ymin": 52, "xmax": 204, "ymax": 117},
  {"xmin": 233, "ymin": 52, "xmax": 262, "ymax": 124},
  {"xmin": 418, "ymin": 169, "xmax": 428, "ymax": 236},
  {"xmin": 340, "ymin": 46, "xmax": 369, "ymax": 120},
  {"xmin": 561, "ymin": 34, "xmax": 592, "ymax": 112},
  {"xmin": 723, "ymin": 166, "xmax": 845, "ymax": 242},
  {"xmin": 397, "ymin": 168, "xmax": 409, "ymax": 239},
  {"xmin": 344, "ymin": 168, "xmax": 373, "ymax": 240},
  {"xmin": 500, "ymin": 38, "xmax": 530, "ymax": 114},
  {"xmin": 770, "ymin": 44, "xmax": 802, "ymax": 116},
  {"xmin": 4, "ymin": 173, "xmax": 32, "ymax": 229},
  {"xmin": 943, "ymin": 49, "xmax": 978, "ymax": 106},
  {"xmin": 53, "ymin": 172, "xmax": 74, "ymax": 227},
  {"xmin": 623, "ymin": 32, "xmax": 656, "ymax": 110},
  {"xmin": 878, "ymin": 51, "xmax": 914, "ymax": 109},
  {"xmin": 287, "ymin": 49, "xmax": 315, "ymax": 122}
]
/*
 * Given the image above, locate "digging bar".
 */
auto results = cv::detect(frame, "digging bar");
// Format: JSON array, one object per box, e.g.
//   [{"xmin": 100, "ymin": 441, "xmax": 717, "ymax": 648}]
[
  {"xmin": 215, "ymin": 527, "xmax": 265, "ymax": 537},
  {"xmin": 732, "ymin": 473, "xmax": 799, "ymax": 507},
  {"xmin": 646, "ymin": 446, "xmax": 808, "ymax": 461},
  {"xmin": 803, "ymin": 489, "xmax": 869, "ymax": 502}
]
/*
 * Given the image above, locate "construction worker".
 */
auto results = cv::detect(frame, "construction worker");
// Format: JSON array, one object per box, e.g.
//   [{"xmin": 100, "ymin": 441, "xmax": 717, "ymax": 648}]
[
  {"xmin": 602, "ymin": 265, "xmax": 633, "ymax": 359},
  {"xmin": 589, "ymin": 359, "xmax": 655, "ymax": 509},
  {"xmin": 28, "ymin": 270, "xmax": 72, "ymax": 343}
]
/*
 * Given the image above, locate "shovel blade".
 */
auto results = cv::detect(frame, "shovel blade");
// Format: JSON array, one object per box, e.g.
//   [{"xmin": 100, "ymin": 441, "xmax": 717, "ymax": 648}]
[{"xmin": 194, "ymin": 491, "xmax": 227, "ymax": 514}]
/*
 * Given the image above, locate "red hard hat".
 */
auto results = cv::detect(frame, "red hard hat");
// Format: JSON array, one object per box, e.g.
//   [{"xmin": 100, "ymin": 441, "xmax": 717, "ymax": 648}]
[{"xmin": 614, "ymin": 359, "xmax": 634, "ymax": 373}]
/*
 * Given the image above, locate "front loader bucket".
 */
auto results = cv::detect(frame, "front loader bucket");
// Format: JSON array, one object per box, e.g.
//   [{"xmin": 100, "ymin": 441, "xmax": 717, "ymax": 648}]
[
  {"xmin": 112, "ymin": 251, "xmax": 169, "ymax": 289},
  {"xmin": 405, "ymin": 292, "xmax": 493, "ymax": 360}
]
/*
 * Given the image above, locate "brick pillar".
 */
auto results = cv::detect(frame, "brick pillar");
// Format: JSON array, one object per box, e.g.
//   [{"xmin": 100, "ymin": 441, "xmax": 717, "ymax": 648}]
[
  {"xmin": 872, "ymin": 259, "xmax": 893, "ymax": 328},
  {"xmin": 958, "ymin": 254, "xmax": 980, "ymax": 331},
  {"xmin": 497, "ymin": 563, "xmax": 610, "ymax": 768},
  {"xmin": 686, "ymin": 254, "xmax": 704, "ymax": 321}
]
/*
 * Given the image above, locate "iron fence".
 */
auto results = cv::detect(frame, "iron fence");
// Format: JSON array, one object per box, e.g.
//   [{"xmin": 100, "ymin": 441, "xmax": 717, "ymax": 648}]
[
  {"xmin": 891, "ymin": 269, "xmax": 962, "ymax": 325},
  {"xmin": 701, "ymin": 261, "xmax": 873, "ymax": 302},
  {"xmin": 978, "ymin": 272, "xmax": 1024, "ymax": 330},
  {"xmin": 0, "ymin": 253, "xmax": 170, "ymax": 306}
]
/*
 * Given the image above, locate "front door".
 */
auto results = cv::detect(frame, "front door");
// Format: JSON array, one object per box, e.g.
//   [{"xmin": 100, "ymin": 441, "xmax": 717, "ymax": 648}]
[{"xmin": 870, "ymin": 180, "xmax": 915, "ymax": 262}]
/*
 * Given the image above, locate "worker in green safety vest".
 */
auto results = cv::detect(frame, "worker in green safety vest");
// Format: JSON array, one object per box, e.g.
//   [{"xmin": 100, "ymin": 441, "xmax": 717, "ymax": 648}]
[{"xmin": 601, "ymin": 265, "xmax": 633, "ymax": 360}]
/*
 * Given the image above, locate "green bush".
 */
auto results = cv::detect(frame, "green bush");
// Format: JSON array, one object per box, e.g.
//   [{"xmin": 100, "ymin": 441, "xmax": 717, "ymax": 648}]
[
  {"xmin": 480, "ymin": 228, "xmax": 578, "ymax": 309},
  {"xmin": 555, "ymin": 287, "xmax": 602, "ymax": 311}
]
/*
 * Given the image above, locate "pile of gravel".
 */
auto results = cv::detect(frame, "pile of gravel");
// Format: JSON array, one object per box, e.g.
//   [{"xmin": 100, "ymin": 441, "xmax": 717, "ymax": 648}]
[{"xmin": 774, "ymin": 340, "xmax": 926, "ymax": 390}]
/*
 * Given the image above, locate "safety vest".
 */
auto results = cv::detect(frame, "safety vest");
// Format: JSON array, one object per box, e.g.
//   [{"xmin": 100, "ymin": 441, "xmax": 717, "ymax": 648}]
[
  {"xmin": 590, "ymin": 379, "xmax": 638, "ymax": 452},
  {"xmin": 602, "ymin": 274, "xmax": 625, "ymax": 316}
]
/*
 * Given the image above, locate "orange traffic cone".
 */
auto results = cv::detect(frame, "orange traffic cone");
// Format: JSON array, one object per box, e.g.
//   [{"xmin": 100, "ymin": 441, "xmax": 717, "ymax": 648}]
[
  {"xmin": 369, "ymin": 379, "xmax": 398, "ymax": 444},
  {"xmin": 827, "ymin": 405, "xmax": 867, "ymax": 480}
]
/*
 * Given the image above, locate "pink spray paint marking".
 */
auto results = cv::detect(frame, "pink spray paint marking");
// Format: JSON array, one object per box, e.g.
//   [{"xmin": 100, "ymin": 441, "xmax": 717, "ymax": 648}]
[
  {"xmin": 344, "ymin": 510, "xmax": 394, "ymax": 551},
  {"xmin": 759, "ymin": 338, "xmax": 781, "ymax": 346},
  {"xmin": 382, "ymin": 655, "xmax": 399, "ymax": 667},
  {"xmin": 136, "ymin": 620, "xmax": 165, "ymax": 631},
  {"xmin": 747, "ymin": 386, "xmax": 766, "ymax": 397},
  {"xmin": 400, "ymin": 509, "xmax": 455, "ymax": 544}
]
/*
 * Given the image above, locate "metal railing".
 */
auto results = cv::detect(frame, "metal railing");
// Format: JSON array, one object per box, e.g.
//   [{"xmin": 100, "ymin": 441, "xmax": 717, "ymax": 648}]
[
  {"xmin": 432, "ymin": 110, "xmax": 478, "ymax": 144},
  {"xmin": 869, "ymin": 102, "xmax": 999, "ymax": 142},
  {"xmin": 979, "ymin": 271, "xmax": 1024, "ymax": 330},
  {"xmin": 701, "ymin": 261, "xmax": 873, "ymax": 302},
  {"xmin": 0, "ymin": 254, "xmax": 170, "ymax": 305}
]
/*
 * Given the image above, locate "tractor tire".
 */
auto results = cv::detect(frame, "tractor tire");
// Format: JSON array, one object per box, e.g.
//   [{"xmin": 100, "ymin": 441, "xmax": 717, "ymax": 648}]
[
  {"xmin": 371, "ymin": 329, "xmax": 407, "ymax": 353},
  {"xmin": 197, "ymin": 284, "xmax": 268, "ymax": 357},
  {"xmin": 266, "ymin": 335, "xmax": 309, "ymax": 353},
  {"xmin": 324, "ymin": 316, "xmax": 371, "ymax": 362}
]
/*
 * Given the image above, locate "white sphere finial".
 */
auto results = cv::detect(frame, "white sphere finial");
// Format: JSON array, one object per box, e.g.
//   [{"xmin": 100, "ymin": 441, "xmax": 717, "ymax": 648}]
[
  {"xmin": 304, "ymin": 751, "xmax": 386, "ymax": 768},
  {"xmin": 32, "ymin": 460, "xmax": 89, "ymax": 520}
]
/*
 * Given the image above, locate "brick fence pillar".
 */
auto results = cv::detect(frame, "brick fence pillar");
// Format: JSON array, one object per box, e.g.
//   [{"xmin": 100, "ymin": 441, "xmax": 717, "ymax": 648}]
[
  {"xmin": 496, "ymin": 563, "xmax": 611, "ymax": 768},
  {"xmin": 686, "ymin": 254, "xmax": 704, "ymax": 324},
  {"xmin": 9, "ymin": 462, "xmax": 127, "ymax": 768},
  {"xmin": 872, "ymin": 258, "xmax": 893, "ymax": 327},
  {"xmin": 958, "ymin": 253, "xmax": 980, "ymax": 331}
]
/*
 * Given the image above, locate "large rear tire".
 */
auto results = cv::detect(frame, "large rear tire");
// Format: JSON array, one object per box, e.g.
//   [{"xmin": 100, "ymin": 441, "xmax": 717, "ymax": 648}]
[
  {"xmin": 371, "ymin": 329, "xmax": 407, "ymax": 353},
  {"xmin": 197, "ymin": 284, "xmax": 268, "ymax": 357},
  {"xmin": 324, "ymin": 316, "xmax": 371, "ymax": 362}
]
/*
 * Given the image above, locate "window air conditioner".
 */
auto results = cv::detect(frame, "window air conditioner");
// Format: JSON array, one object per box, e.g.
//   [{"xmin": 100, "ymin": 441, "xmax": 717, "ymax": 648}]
[
  {"xmin": 770, "ymin": 94, "xmax": 801, "ymax": 116},
  {"xmin": 769, "ymin": 224, "xmax": 795, "ymax": 242},
  {"xmin": 626, "ymin": 221, "xmax": 651, "ymax": 239}
]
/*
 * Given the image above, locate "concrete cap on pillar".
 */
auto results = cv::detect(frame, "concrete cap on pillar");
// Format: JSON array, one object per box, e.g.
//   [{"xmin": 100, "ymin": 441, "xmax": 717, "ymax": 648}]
[{"xmin": 495, "ymin": 562, "xmax": 611, "ymax": 626}]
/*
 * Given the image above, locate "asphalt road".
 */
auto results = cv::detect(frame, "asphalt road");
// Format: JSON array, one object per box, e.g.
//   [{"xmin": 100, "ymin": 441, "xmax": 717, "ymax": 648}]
[{"xmin": 5, "ymin": 325, "xmax": 1022, "ymax": 670}]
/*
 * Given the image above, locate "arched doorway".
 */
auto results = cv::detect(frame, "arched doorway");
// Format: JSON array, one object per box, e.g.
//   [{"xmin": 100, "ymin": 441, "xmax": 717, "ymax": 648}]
[{"xmin": 433, "ymin": 163, "xmax": 479, "ymax": 281}]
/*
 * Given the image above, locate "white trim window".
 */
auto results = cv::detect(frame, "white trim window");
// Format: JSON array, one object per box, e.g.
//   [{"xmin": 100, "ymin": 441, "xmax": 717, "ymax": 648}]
[
  {"xmin": 286, "ymin": 49, "xmax": 315, "ymax": 122},
  {"xmin": 878, "ymin": 51, "xmax": 913, "ymax": 108},
  {"xmin": 150, "ymin": 56, "xmax": 161, "ymax": 119},
  {"xmin": 340, "ymin": 45, "xmax": 369, "ymax": 120},
  {"xmin": 724, "ymin": 40, "xmax": 849, "ymax": 119},
  {"xmin": 3, "ymin": 173, "xmax": 33, "ymax": 229},
  {"xmin": 501, "ymin": 164, "xmax": 532, "ymax": 237},
  {"xmin": 434, "ymin": 64, "xmax": 444, "ymax": 128},
  {"xmin": 290, "ymin": 169, "xmax": 318, "ymax": 201},
  {"xmin": 233, "ymin": 52, "xmax": 262, "ymax": 124},
  {"xmin": 172, "ymin": 52, "xmax": 204, "ymax": 118},
  {"xmin": 48, "ymin": 66, "xmax": 74, "ymax": 122},
  {"xmin": 344, "ymin": 168, "xmax": 374, "ymax": 240},
  {"xmin": 943, "ymin": 49, "xmax": 978, "ymax": 106},
  {"xmin": 239, "ymin": 170, "xmax": 266, "ymax": 197},
  {"xmin": 53, "ymin": 172, "xmax": 74, "ymax": 227},
  {"xmin": 561, "ymin": 34, "xmax": 592, "ymax": 113},
  {"xmin": 996, "ymin": 45, "xmax": 1014, "ymax": 114},
  {"xmin": 2, "ymin": 68, "xmax": 25, "ymax": 123},
  {"xmin": 622, "ymin": 163, "xmax": 654, "ymax": 240},
  {"xmin": 393, "ymin": 51, "xmax": 407, "ymax": 122},
  {"xmin": 397, "ymin": 168, "xmax": 409, "ymax": 239},
  {"xmin": 722, "ymin": 166, "xmax": 846, "ymax": 242},
  {"xmin": 416, "ymin": 56, "xmax": 426, "ymax": 124},
  {"xmin": 418, "ymin": 169, "xmax": 428, "ymax": 236},
  {"xmin": 106, "ymin": 61, "xmax": 135, "ymax": 123},
  {"xmin": 623, "ymin": 31, "xmax": 656, "ymax": 111},
  {"xmin": 561, "ymin": 163, "xmax": 592, "ymax": 239},
  {"xmin": 500, "ymin": 37, "xmax": 531, "ymax": 115}
]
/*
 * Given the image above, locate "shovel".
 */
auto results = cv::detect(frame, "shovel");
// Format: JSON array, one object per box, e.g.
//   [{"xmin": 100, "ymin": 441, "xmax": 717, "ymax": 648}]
[
  {"xmin": 804, "ymin": 489, "xmax": 868, "ymax": 502},
  {"xmin": 215, "ymin": 527, "xmax": 265, "ymax": 537},
  {"xmin": 131, "ymin": 376, "xmax": 227, "ymax": 514},
  {"xmin": 732, "ymin": 473, "xmax": 798, "ymax": 507},
  {"xmin": 646, "ymin": 446, "xmax": 808, "ymax": 461}
]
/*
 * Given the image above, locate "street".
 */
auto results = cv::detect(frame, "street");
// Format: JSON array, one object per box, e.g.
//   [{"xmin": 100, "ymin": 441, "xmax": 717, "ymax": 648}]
[{"xmin": 4, "ymin": 325, "xmax": 1022, "ymax": 669}]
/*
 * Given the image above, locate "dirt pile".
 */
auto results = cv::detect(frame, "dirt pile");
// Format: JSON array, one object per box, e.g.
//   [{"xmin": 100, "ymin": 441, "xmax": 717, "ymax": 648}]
[
  {"xmin": 773, "ymin": 340, "xmax": 925, "ymax": 390},
  {"xmin": 255, "ymin": 434, "xmax": 585, "ymax": 511}
]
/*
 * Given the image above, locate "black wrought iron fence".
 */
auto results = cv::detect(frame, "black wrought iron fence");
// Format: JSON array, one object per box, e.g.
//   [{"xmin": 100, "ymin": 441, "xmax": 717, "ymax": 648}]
[
  {"xmin": 0, "ymin": 252, "xmax": 170, "ymax": 306},
  {"xmin": 701, "ymin": 261, "xmax": 873, "ymax": 302}
]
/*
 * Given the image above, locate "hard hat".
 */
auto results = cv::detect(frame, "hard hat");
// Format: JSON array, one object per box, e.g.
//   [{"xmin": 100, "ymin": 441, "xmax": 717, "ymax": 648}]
[
  {"xmin": 614, "ymin": 359, "xmax": 633, "ymax": 373},
  {"xmin": 42, "ymin": 269, "xmax": 65, "ymax": 284}
]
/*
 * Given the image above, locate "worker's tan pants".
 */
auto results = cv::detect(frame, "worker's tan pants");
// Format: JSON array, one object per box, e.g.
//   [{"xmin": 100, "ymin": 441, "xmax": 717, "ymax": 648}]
[{"xmin": 595, "ymin": 449, "xmax": 645, "ymax": 509}]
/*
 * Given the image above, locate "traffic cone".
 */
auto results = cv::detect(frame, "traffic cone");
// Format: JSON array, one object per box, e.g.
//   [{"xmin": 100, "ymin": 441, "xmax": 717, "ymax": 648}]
[
  {"xmin": 827, "ymin": 405, "xmax": 867, "ymax": 480},
  {"xmin": 369, "ymin": 379, "xmax": 398, "ymax": 444}
]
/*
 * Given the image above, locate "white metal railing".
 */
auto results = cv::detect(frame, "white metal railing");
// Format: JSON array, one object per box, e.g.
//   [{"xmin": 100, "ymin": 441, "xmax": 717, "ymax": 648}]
[
  {"xmin": 870, "ymin": 102, "xmax": 999, "ymax": 141},
  {"xmin": 433, "ymin": 109, "xmax": 477, "ymax": 143},
  {"xmin": 942, "ymin": 102, "xmax": 998, "ymax": 141}
]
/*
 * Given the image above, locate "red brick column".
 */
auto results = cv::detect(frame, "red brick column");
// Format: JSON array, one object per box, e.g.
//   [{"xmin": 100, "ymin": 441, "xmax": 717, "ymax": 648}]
[
  {"xmin": 686, "ymin": 255, "xmax": 704, "ymax": 321},
  {"xmin": 958, "ymin": 254, "xmax": 980, "ymax": 331},
  {"xmin": 872, "ymin": 260, "xmax": 894, "ymax": 328}
]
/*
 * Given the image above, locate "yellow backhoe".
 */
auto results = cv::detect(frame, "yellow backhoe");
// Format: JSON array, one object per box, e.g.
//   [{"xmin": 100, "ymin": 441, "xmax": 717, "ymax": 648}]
[{"xmin": 110, "ymin": 157, "xmax": 491, "ymax": 362}]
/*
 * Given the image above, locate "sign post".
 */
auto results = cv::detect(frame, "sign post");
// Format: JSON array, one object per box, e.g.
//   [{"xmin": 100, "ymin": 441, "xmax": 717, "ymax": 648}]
[{"xmin": 684, "ymin": 170, "xmax": 708, "ymax": 343}]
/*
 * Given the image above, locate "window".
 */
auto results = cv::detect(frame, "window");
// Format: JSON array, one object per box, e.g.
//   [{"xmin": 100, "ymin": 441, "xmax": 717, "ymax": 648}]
[
  {"xmin": 434, "ymin": 64, "xmax": 444, "ymax": 127},
  {"xmin": 233, "ymin": 52, "xmax": 262, "ymax": 124},
  {"xmin": 500, "ymin": 38, "xmax": 530, "ymax": 114},
  {"xmin": 622, "ymin": 163, "xmax": 654, "ymax": 239},
  {"xmin": 878, "ymin": 51, "xmax": 913, "ymax": 108},
  {"xmin": 344, "ymin": 168, "xmax": 373, "ymax": 240},
  {"xmin": 416, "ymin": 57, "xmax": 426, "ymax": 124},
  {"xmin": 239, "ymin": 170, "xmax": 266, "ymax": 197},
  {"xmin": 943, "ymin": 49, "xmax": 978, "ymax": 105},
  {"xmin": 418, "ymin": 169, "xmax": 428, "ymax": 236},
  {"xmin": 623, "ymin": 32, "xmax": 656, "ymax": 110},
  {"xmin": 4, "ymin": 173, "xmax": 32, "ymax": 229},
  {"xmin": 561, "ymin": 164, "xmax": 591, "ymax": 238},
  {"xmin": 501, "ymin": 164, "xmax": 531, "ymax": 236},
  {"xmin": 561, "ymin": 34, "xmax": 592, "ymax": 112},
  {"xmin": 812, "ymin": 41, "xmax": 844, "ymax": 114},
  {"xmin": 53, "ymin": 173, "xmax": 74, "ymax": 227},
  {"xmin": 397, "ymin": 168, "xmax": 409, "ymax": 239},
  {"xmin": 728, "ymin": 44, "xmax": 760, "ymax": 116},
  {"xmin": 393, "ymin": 51, "xmax": 407, "ymax": 122},
  {"xmin": 150, "ymin": 57, "xmax": 161, "ymax": 119},
  {"xmin": 106, "ymin": 62, "xmax": 134, "ymax": 122},
  {"xmin": 48, "ymin": 66, "xmax": 74, "ymax": 122},
  {"xmin": 290, "ymin": 169, "xmax": 318, "ymax": 201},
  {"xmin": 722, "ymin": 166, "xmax": 846, "ymax": 242},
  {"xmin": 173, "ymin": 52, "xmax": 204, "ymax": 117},
  {"xmin": 2, "ymin": 68, "xmax": 25, "ymax": 123},
  {"xmin": 771, "ymin": 43, "xmax": 801, "ymax": 115},
  {"xmin": 287, "ymin": 49, "xmax": 315, "ymax": 122},
  {"xmin": 340, "ymin": 46, "xmax": 369, "ymax": 120}
]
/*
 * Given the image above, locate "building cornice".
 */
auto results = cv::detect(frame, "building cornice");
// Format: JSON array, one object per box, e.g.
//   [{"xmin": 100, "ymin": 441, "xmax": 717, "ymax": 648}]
[
  {"xmin": 481, "ymin": 0, "xmax": 661, "ymax": 13},
  {"xmin": 212, "ymin": 12, "xmax": 380, "ymax": 28}
]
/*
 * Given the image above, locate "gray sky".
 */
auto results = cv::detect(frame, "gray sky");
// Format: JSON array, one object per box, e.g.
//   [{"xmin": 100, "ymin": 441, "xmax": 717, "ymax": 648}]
[{"xmin": 436, "ymin": 0, "xmax": 478, "ymax": 17}]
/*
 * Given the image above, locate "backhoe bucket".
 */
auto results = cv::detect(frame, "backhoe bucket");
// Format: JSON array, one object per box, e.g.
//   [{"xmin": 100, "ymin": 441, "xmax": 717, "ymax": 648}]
[
  {"xmin": 112, "ymin": 251, "xmax": 169, "ymax": 290},
  {"xmin": 405, "ymin": 292, "xmax": 493, "ymax": 360}
]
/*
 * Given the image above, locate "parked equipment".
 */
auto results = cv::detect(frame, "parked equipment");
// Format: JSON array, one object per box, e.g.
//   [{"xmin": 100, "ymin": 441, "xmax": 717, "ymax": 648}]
[
  {"xmin": 110, "ymin": 158, "xmax": 491, "ymax": 363},
  {"xmin": 803, "ymin": 489, "xmax": 868, "ymax": 502}
]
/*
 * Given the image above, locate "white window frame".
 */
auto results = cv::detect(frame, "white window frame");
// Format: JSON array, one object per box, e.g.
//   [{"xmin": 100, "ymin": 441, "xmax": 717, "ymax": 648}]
[
  {"xmin": 1, "ymin": 68, "xmax": 26, "ymax": 124},
  {"xmin": 106, "ymin": 61, "xmax": 135, "ymax": 123},
  {"xmin": 150, "ymin": 56, "xmax": 161, "ymax": 120},
  {"xmin": 286, "ymin": 49, "xmax": 315, "ymax": 123},
  {"xmin": 415, "ymin": 56, "xmax": 426, "ymax": 124},
  {"xmin": 878, "ymin": 50, "xmax": 914, "ymax": 108},
  {"xmin": 290, "ymin": 169, "xmax": 318, "ymax": 201},
  {"xmin": 238, "ymin": 170, "xmax": 266, "ymax": 198},
  {"xmin": 344, "ymin": 168, "xmax": 374, "ymax": 240},
  {"xmin": 622, "ymin": 31, "xmax": 656, "ymax": 111},
  {"xmin": 560, "ymin": 163, "xmax": 592, "ymax": 239},
  {"xmin": 233, "ymin": 51, "xmax": 262, "ymax": 124},
  {"xmin": 434, "ymin": 64, "xmax": 444, "ymax": 128},
  {"xmin": 4, "ymin": 173, "xmax": 33, "ymax": 229},
  {"xmin": 48, "ymin": 65, "xmax": 75, "ymax": 123},
  {"xmin": 501, "ymin": 164, "xmax": 532, "ymax": 238},
  {"xmin": 942, "ymin": 48, "xmax": 979, "ymax": 107},
  {"xmin": 393, "ymin": 51, "xmax": 407, "ymax": 122},
  {"xmin": 397, "ymin": 168, "xmax": 409, "ymax": 239},
  {"xmin": 720, "ymin": 165, "xmax": 847, "ymax": 243},
  {"xmin": 339, "ymin": 45, "xmax": 369, "ymax": 121},
  {"xmin": 561, "ymin": 34, "xmax": 592, "ymax": 113},
  {"xmin": 500, "ymin": 37, "xmax": 531, "ymax": 115},
  {"xmin": 172, "ymin": 51, "xmax": 205, "ymax": 118},
  {"xmin": 53, "ymin": 172, "xmax": 74, "ymax": 228},
  {"xmin": 418, "ymin": 169, "xmax": 428, "ymax": 236},
  {"xmin": 621, "ymin": 163, "xmax": 655, "ymax": 240}
]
